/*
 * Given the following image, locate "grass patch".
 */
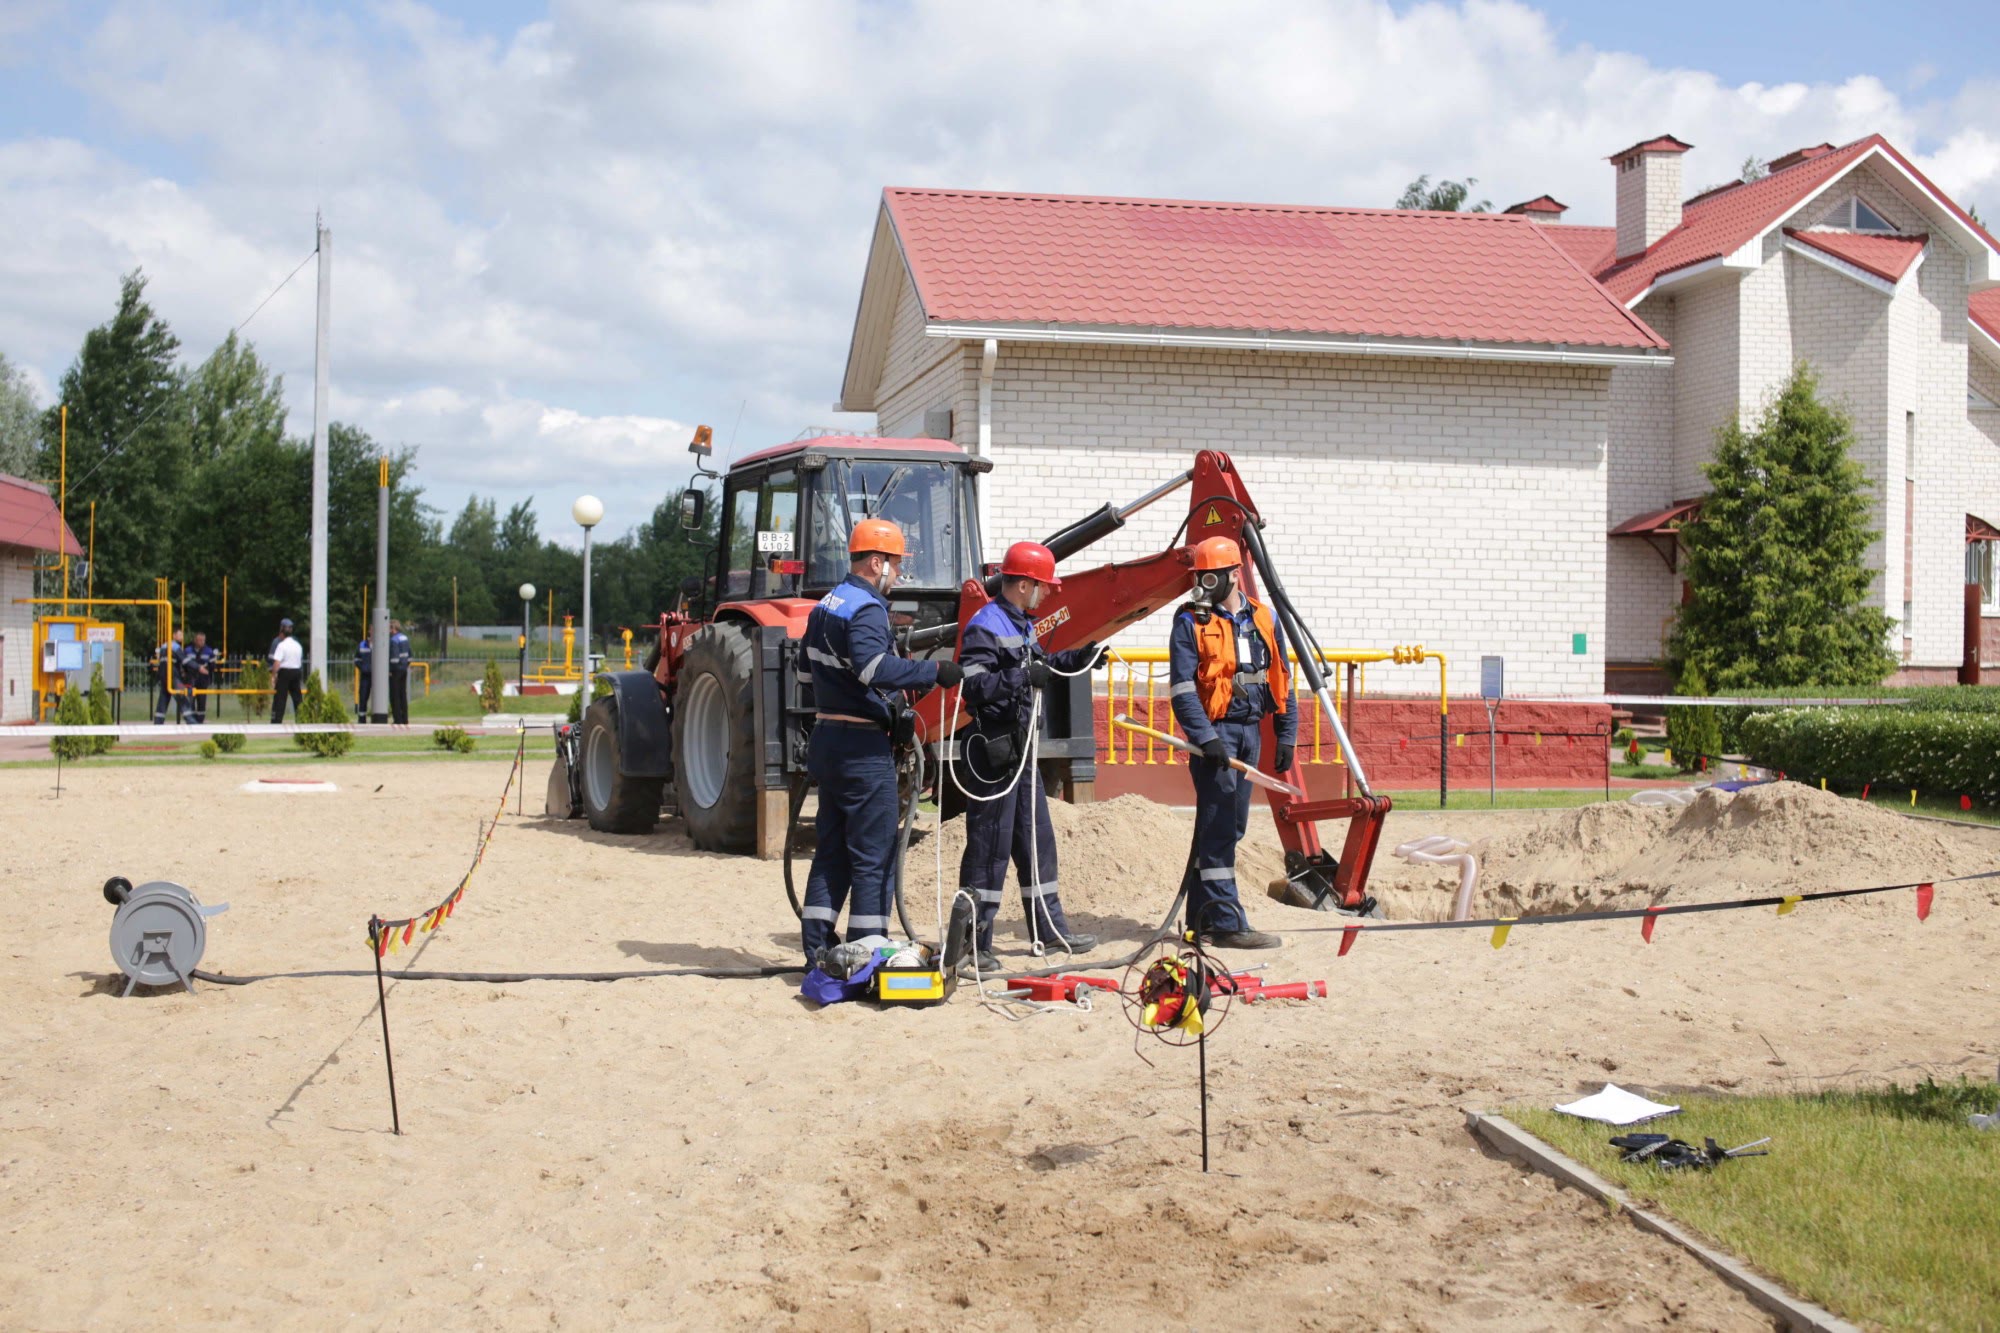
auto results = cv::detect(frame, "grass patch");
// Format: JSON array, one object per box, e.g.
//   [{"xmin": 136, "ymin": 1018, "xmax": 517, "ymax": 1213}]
[
  {"xmin": 1386, "ymin": 788, "xmax": 1624, "ymax": 811},
  {"xmin": 402, "ymin": 688, "xmax": 575, "ymax": 720},
  {"xmin": 1509, "ymin": 1080, "xmax": 2000, "ymax": 1330}
]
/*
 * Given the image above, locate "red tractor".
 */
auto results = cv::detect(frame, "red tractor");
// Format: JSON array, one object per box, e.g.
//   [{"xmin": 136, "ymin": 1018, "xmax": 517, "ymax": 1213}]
[{"xmin": 554, "ymin": 430, "xmax": 1389, "ymax": 916}]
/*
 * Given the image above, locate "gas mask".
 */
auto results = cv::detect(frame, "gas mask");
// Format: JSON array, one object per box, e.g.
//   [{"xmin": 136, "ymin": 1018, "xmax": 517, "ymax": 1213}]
[{"xmin": 1195, "ymin": 567, "xmax": 1235, "ymax": 606}]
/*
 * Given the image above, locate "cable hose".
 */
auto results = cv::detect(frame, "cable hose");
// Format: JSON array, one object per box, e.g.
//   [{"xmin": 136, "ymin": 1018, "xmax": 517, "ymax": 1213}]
[{"xmin": 191, "ymin": 963, "xmax": 802, "ymax": 986}]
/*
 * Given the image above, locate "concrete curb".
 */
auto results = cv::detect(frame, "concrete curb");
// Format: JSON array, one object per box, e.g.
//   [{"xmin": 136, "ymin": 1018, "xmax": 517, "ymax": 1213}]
[{"xmin": 1464, "ymin": 1110, "xmax": 1860, "ymax": 1333}]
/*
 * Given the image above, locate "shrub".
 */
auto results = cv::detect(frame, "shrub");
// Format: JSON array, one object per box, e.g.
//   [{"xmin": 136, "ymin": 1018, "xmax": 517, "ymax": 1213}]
[
  {"xmin": 1613, "ymin": 727, "xmax": 1635, "ymax": 750},
  {"xmin": 198, "ymin": 739, "xmax": 220, "ymax": 760},
  {"xmin": 237, "ymin": 659, "xmax": 271, "ymax": 721},
  {"xmin": 86, "ymin": 663, "xmax": 115, "ymax": 756},
  {"xmin": 1740, "ymin": 708, "xmax": 2000, "ymax": 804},
  {"xmin": 1664, "ymin": 659, "xmax": 1722, "ymax": 771},
  {"xmin": 215, "ymin": 732, "xmax": 245, "ymax": 754},
  {"xmin": 566, "ymin": 674, "xmax": 612, "ymax": 725},
  {"xmin": 480, "ymin": 660, "xmax": 505, "ymax": 714},
  {"xmin": 431, "ymin": 725, "xmax": 477, "ymax": 754},
  {"xmin": 48, "ymin": 686, "xmax": 92, "ymax": 761},
  {"xmin": 294, "ymin": 671, "xmax": 354, "ymax": 758}
]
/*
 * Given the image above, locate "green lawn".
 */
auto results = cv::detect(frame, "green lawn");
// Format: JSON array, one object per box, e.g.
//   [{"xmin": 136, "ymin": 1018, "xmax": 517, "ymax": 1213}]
[
  {"xmin": 1386, "ymin": 788, "xmax": 1622, "ymax": 811},
  {"xmin": 11, "ymin": 732, "xmax": 553, "ymax": 769},
  {"xmin": 1510, "ymin": 1082, "xmax": 2000, "ymax": 1330}
]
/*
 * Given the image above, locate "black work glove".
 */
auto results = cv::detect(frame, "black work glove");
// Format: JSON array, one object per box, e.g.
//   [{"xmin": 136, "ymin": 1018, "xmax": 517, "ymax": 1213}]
[
  {"xmin": 1199, "ymin": 738, "xmax": 1227, "ymax": 764},
  {"xmin": 933, "ymin": 659, "xmax": 964, "ymax": 689},
  {"xmin": 1273, "ymin": 745, "xmax": 1295, "ymax": 773},
  {"xmin": 1086, "ymin": 643, "xmax": 1111, "ymax": 670},
  {"xmin": 1025, "ymin": 660, "xmax": 1052, "ymax": 690}
]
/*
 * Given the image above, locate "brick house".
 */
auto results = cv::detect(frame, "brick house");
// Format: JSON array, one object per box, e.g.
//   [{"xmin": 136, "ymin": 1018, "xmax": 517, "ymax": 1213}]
[
  {"xmin": 836, "ymin": 132, "xmax": 2000, "ymax": 699},
  {"xmin": 0, "ymin": 474, "xmax": 81, "ymax": 723}
]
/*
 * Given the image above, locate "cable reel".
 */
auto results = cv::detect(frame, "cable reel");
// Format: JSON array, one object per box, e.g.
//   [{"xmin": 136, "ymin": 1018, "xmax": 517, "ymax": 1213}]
[{"xmin": 103, "ymin": 876, "xmax": 229, "ymax": 997}]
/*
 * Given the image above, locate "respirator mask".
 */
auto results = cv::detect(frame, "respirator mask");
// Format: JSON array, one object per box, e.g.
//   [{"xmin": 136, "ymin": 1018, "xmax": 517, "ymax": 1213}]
[{"xmin": 1196, "ymin": 568, "xmax": 1235, "ymax": 605}]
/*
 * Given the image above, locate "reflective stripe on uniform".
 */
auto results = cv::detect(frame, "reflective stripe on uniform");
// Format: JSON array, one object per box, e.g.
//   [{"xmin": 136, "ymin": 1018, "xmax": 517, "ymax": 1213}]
[
  {"xmin": 974, "ymin": 888, "xmax": 1005, "ymax": 905},
  {"xmin": 960, "ymin": 664, "xmax": 987, "ymax": 678},
  {"xmin": 1024, "ymin": 880, "xmax": 1059, "ymax": 899},
  {"xmin": 857, "ymin": 653, "xmax": 886, "ymax": 685},
  {"xmin": 992, "ymin": 633, "xmax": 1025, "ymax": 648},
  {"xmin": 1199, "ymin": 866, "xmax": 1235, "ymax": 881},
  {"xmin": 806, "ymin": 645, "xmax": 848, "ymax": 670},
  {"xmin": 801, "ymin": 905, "xmax": 838, "ymax": 922},
  {"xmin": 848, "ymin": 914, "xmax": 891, "ymax": 930},
  {"xmin": 1170, "ymin": 680, "xmax": 1198, "ymax": 697}
]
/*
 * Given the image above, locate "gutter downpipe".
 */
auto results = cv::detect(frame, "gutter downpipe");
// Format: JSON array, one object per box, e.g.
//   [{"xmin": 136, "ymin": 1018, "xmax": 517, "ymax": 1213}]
[{"xmin": 976, "ymin": 337, "xmax": 998, "ymax": 559}]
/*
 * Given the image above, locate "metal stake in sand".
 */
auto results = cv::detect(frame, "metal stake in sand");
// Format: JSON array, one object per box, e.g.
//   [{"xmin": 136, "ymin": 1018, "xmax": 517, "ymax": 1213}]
[
  {"xmin": 369, "ymin": 915, "xmax": 402, "ymax": 1135},
  {"xmin": 1198, "ymin": 1024, "xmax": 1210, "ymax": 1173},
  {"xmin": 515, "ymin": 727, "xmax": 525, "ymax": 816}
]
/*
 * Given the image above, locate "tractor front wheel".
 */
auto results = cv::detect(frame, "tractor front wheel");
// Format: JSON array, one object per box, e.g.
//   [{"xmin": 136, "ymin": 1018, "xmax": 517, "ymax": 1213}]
[
  {"xmin": 580, "ymin": 695, "xmax": 665, "ymax": 833},
  {"xmin": 674, "ymin": 624, "xmax": 758, "ymax": 851}
]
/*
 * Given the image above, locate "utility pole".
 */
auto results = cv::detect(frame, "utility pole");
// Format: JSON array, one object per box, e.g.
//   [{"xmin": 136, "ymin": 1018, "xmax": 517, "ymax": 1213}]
[
  {"xmin": 371, "ymin": 456, "xmax": 391, "ymax": 722},
  {"xmin": 309, "ymin": 214, "xmax": 332, "ymax": 684}
]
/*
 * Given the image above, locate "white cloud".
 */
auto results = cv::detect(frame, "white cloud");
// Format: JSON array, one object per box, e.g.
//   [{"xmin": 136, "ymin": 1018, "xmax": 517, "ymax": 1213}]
[{"xmin": 1, "ymin": 0, "xmax": 1995, "ymax": 539}]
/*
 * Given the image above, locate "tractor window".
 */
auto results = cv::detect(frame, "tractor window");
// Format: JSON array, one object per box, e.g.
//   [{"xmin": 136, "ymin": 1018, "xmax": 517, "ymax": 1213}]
[
  {"xmin": 722, "ymin": 481, "xmax": 759, "ymax": 599},
  {"xmin": 808, "ymin": 459, "xmax": 962, "ymax": 590},
  {"xmin": 754, "ymin": 471, "xmax": 802, "ymax": 597}
]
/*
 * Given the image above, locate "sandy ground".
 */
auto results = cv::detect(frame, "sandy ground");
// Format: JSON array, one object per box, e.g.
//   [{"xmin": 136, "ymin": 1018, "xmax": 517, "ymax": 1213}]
[{"xmin": 3, "ymin": 760, "xmax": 1997, "ymax": 1330}]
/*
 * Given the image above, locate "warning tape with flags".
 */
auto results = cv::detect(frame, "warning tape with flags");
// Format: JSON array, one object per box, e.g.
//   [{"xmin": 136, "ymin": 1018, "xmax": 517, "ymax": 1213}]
[
  {"xmin": 367, "ymin": 741, "xmax": 526, "ymax": 958},
  {"xmin": 1308, "ymin": 869, "xmax": 1996, "ymax": 956}
]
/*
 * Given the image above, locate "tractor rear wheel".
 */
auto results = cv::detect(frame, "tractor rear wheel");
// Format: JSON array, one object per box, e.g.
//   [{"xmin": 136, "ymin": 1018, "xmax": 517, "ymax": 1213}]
[
  {"xmin": 674, "ymin": 623, "xmax": 758, "ymax": 851},
  {"xmin": 581, "ymin": 695, "xmax": 665, "ymax": 833}
]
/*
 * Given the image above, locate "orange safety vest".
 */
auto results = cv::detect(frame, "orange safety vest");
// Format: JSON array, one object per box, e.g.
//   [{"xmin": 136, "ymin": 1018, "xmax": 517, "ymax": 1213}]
[{"xmin": 1187, "ymin": 599, "xmax": 1290, "ymax": 721}]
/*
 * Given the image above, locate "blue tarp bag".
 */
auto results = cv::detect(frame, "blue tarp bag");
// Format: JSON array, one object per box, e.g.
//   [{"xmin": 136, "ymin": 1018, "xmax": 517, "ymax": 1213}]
[{"xmin": 800, "ymin": 952, "xmax": 887, "ymax": 1006}]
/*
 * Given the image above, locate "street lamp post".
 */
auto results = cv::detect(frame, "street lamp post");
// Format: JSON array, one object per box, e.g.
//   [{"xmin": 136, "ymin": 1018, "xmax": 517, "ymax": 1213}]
[
  {"xmin": 572, "ymin": 495, "xmax": 603, "ymax": 685},
  {"xmin": 518, "ymin": 582, "xmax": 536, "ymax": 697}
]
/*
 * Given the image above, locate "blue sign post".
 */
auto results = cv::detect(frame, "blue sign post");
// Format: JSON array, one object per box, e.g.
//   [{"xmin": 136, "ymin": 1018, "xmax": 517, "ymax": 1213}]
[{"xmin": 1479, "ymin": 656, "xmax": 1503, "ymax": 804}]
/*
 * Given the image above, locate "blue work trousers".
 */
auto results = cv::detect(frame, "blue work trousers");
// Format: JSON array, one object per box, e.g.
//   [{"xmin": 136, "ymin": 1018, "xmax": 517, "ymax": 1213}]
[
  {"xmin": 1179, "ymin": 717, "xmax": 1265, "ymax": 936},
  {"xmin": 957, "ymin": 755, "xmax": 1074, "ymax": 952},
  {"xmin": 801, "ymin": 722, "xmax": 900, "ymax": 960}
]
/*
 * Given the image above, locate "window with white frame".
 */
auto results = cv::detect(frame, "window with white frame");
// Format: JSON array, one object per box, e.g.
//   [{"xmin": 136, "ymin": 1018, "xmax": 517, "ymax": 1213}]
[
  {"xmin": 1971, "ymin": 540, "xmax": 1999, "ymax": 612},
  {"xmin": 1826, "ymin": 197, "xmax": 1898, "ymax": 233}
]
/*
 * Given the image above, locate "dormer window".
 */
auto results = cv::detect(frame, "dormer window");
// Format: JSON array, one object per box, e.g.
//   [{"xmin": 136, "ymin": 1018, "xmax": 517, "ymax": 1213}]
[{"xmin": 1827, "ymin": 197, "xmax": 1898, "ymax": 233}]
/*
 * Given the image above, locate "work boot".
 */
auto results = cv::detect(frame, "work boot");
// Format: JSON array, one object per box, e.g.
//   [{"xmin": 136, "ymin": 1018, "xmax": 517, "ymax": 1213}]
[
  {"xmin": 1034, "ymin": 930, "xmax": 1097, "ymax": 954},
  {"xmin": 1202, "ymin": 928, "xmax": 1283, "ymax": 950},
  {"xmin": 959, "ymin": 950, "xmax": 1001, "ymax": 979}
]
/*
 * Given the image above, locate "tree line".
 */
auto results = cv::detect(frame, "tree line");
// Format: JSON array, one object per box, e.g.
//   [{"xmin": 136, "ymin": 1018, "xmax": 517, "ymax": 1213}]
[{"xmin": 4, "ymin": 271, "xmax": 712, "ymax": 659}]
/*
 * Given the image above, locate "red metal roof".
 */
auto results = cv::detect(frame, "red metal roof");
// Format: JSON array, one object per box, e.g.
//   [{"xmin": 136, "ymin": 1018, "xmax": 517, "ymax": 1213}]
[
  {"xmin": 1783, "ymin": 228, "xmax": 1928, "ymax": 283},
  {"xmin": 1971, "ymin": 514, "xmax": 2000, "ymax": 543},
  {"xmin": 1610, "ymin": 135, "xmax": 1694, "ymax": 163},
  {"xmin": 731, "ymin": 435, "xmax": 968, "ymax": 470},
  {"xmin": 883, "ymin": 188, "xmax": 1667, "ymax": 351},
  {"xmin": 1504, "ymin": 195, "xmax": 1568, "ymax": 216},
  {"xmin": 1973, "ymin": 290, "xmax": 2000, "ymax": 345},
  {"xmin": 1609, "ymin": 498, "xmax": 1702, "ymax": 536},
  {"xmin": 0, "ymin": 475, "xmax": 81, "ymax": 556},
  {"xmin": 1543, "ymin": 224, "xmax": 1617, "ymax": 273}
]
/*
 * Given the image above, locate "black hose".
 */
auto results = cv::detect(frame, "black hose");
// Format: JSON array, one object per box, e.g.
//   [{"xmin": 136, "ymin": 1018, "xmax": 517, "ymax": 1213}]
[
  {"xmin": 191, "ymin": 963, "xmax": 802, "ymax": 985},
  {"xmin": 780, "ymin": 771, "xmax": 809, "ymax": 919}
]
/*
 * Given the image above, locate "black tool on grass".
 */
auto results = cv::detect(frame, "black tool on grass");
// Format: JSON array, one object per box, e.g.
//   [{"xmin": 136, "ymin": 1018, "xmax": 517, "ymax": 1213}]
[{"xmin": 1609, "ymin": 1133, "xmax": 1769, "ymax": 1170}]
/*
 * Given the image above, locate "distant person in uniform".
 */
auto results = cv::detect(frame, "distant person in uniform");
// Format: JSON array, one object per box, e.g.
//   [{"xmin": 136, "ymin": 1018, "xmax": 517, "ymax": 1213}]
[
  {"xmin": 269, "ymin": 618, "xmax": 304, "ymax": 722},
  {"xmin": 152, "ymin": 629, "xmax": 186, "ymax": 725},
  {"xmin": 387, "ymin": 620, "xmax": 412, "ymax": 724},
  {"xmin": 183, "ymin": 631, "xmax": 217, "ymax": 724},
  {"xmin": 354, "ymin": 631, "xmax": 373, "ymax": 719}
]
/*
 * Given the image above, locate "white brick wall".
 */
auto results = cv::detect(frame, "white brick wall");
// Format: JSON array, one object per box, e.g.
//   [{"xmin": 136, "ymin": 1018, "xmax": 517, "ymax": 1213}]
[
  {"xmin": 1, "ymin": 549, "xmax": 37, "ymax": 723},
  {"xmin": 1606, "ymin": 296, "xmax": 1677, "ymax": 663},
  {"xmin": 1616, "ymin": 152, "xmax": 1684, "ymax": 259},
  {"xmin": 890, "ymin": 341, "xmax": 1615, "ymax": 695},
  {"xmin": 1670, "ymin": 278, "xmax": 1739, "ymax": 500}
]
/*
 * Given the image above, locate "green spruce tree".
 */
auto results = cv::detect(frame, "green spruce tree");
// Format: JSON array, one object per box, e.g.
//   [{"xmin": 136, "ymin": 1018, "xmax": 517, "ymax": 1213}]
[
  {"xmin": 1663, "ymin": 658, "xmax": 1722, "ymax": 771},
  {"xmin": 1668, "ymin": 363, "xmax": 1896, "ymax": 689},
  {"xmin": 86, "ymin": 663, "xmax": 116, "ymax": 755}
]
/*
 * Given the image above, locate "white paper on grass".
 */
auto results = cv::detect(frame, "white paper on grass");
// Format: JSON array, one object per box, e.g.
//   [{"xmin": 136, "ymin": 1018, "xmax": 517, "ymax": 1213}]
[{"xmin": 1553, "ymin": 1084, "xmax": 1680, "ymax": 1125}]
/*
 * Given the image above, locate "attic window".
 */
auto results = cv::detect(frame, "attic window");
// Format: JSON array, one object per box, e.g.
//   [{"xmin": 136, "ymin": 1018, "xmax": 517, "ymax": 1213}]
[{"xmin": 1828, "ymin": 197, "xmax": 1898, "ymax": 234}]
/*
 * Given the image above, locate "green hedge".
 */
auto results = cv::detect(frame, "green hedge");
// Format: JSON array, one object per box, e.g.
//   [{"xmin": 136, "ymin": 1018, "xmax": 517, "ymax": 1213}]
[
  {"xmin": 1740, "ymin": 708, "xmax": 2000, "ymax": 803},
  {"xmin": 1689, "ymin": 686, "xmax": 2000, "ymax": 754}
]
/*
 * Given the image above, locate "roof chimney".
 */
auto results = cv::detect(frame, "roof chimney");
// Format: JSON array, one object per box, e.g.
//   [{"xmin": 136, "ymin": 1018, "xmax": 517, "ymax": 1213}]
[
  {"xmin": 1769, "ymin": 143, "xmax": 1835, "ymax": 173},
  {"xmin": 1611, "ymin": 135, "xmax": 1693, "ymax": 260},
  {"xmin": 1503, "ymin": 195, "xmax": 1568, "ymax": 224}
]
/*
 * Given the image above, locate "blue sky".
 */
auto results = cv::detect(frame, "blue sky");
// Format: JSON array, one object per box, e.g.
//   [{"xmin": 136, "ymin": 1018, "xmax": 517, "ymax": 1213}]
[{"xmin": 1, "ymin": 1, "xmax": 1994, "ymax": 540}]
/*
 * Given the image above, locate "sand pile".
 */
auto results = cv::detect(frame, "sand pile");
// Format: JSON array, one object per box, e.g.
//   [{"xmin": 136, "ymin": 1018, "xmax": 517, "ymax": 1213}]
[{"xmin": 1385, "ymin": 782, "xmax": 1996, "ymax": 918}]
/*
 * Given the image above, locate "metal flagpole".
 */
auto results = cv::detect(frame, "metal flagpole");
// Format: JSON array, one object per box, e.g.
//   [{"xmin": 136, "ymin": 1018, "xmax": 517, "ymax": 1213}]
[
  {"xmin": 371, "ymin": 457, "xmax": 391, "ymax": 722},
  {"xmin": 309, "ymin": 215, "xmax": 332, "ymax": 685}
]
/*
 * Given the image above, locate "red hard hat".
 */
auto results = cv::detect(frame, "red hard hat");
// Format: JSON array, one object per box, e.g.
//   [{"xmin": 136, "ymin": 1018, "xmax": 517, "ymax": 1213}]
[
  {"xmin": 1192, "ymin": 536, "xmax": 1240, "ymax": 571},
  {"xmin": 848, "ymin": 518, "xmax": 907, "ymax": 558},
  {"xmin": 999, "ymin": 541, "xmax": 1060, "ymax": 589}
]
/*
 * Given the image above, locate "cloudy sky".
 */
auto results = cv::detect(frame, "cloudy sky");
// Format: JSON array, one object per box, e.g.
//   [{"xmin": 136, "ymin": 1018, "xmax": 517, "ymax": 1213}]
[{"xmin": 2, "ymin": 0, "xmax": 1994, "ymax": 542}]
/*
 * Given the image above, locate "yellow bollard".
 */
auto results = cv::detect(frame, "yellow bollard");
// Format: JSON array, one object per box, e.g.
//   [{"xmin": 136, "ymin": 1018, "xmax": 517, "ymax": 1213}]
[{"xmin": 1142, "ymin": 662, "xmax": 1157, "ymax": 765}]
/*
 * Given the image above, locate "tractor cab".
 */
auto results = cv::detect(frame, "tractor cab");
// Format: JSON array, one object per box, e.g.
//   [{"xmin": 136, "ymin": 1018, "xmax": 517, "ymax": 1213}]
[{"xmin": 692, "ymin": 436, "xmax": 988, "ymax": 637}]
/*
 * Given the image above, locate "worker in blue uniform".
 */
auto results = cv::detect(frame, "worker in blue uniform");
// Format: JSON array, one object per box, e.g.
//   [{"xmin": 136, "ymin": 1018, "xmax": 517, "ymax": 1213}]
[
  {"xmin": 151, "ymin": 629, "xmax": 186, "ymax": 724},
  {"xmin": 387, "ymin": 620, "xmax": 412, "ymax": 723},
  {"xmin": 799, "ymin": 518, "xmax": 963, "ymax": 964},
  {"xmin": 353, "ymin": 632, "xmax": 373, "ymax": 719},
  {"xmin": 951, "ymin": 540, "xmax": 1107, "ymax": 972},
  {"xmin": 1167, "ymin": 536, "xmax": 1297, "ymax": 949},
  {"xmin": 183, "ymin": 631, "xmax": 217, "ymax": 724}
]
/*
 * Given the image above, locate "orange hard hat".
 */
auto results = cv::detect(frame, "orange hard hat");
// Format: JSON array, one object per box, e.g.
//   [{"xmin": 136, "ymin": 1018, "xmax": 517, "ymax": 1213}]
[
  {"xmin": 1192, "ymin": 536, "xmax": 1240, "ymax": 571},
  {"xmin": 999, "ymin": 541, "xmax": 1061, "ymax": 589},
  {"xmin": 848, "ymin": 518, "xmax": 907, "ymax": 558}
]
